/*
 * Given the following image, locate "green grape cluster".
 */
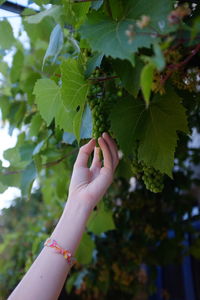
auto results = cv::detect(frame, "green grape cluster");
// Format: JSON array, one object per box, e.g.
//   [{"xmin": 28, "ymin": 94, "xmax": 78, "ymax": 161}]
[
  {"xmin": 141, "ymin": 163, "xmax": 164, "ymax": 193},
  {"xmin": 131, "ymin": 159, "xmax": 143, "ymax": 176},
  {"xmin": 131, "ymin": 159, "xmax": 164, "ymax": 193},
  {"xmin": 87, "ymin": 70, "xmax": 119, "ymax": 141}
]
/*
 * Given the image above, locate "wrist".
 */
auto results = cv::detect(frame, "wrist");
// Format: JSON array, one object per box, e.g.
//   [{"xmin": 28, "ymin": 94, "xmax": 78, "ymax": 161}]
[
  {"xmin": 65, "ymin": 194, "xmax": 97, "ymax": 217},
  {"xmin": 51, "ymin": 198, "xmax": 91, "ymax": 255},
  {"xmin": 63, "ymin": 198, "xmax": 90, "ymax": 221}
]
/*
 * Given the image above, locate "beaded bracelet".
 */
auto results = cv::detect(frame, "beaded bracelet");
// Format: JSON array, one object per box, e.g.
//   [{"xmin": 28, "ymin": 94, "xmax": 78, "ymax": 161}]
[{"xmin": 44, "ymin": 237, "xmax": 76, "ymax": 266}]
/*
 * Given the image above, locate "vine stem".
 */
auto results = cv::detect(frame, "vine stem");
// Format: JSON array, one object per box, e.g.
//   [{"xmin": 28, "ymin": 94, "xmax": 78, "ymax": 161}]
[
  {"xmin": 2, "ymin": 149, "xmax": 78, "ymax": 176},
  {"xmin": 161, "ymin": 43, "xmax": 200, "ymax": 84},
  {"xmin": 89, "ymin": 75, "xmax": 119, "ymax": 82}
]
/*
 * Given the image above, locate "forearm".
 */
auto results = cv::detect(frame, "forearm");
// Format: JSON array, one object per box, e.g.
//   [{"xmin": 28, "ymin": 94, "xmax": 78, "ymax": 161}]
[{"xmin": 8, "ymin": 199, "xmax": 90, "ymax": 300}]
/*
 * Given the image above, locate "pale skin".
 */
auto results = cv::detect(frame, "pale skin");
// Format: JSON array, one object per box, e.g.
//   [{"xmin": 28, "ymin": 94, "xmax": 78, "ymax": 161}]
[{"xmin": 8, "ymin": 132, "xmax": 119, "ymax": 300}]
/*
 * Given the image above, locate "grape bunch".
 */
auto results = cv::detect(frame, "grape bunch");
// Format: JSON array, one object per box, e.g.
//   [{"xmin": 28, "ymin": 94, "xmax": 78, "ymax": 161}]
[
  {"xmin": 131, "ymin": 158, "xmax": 164, "ymax": 193},
  {"xmin": 141, "ymin": 162, "xmax": 164, "ymax": 193},
  {"xmin": 131, "ymin": 159, "xmax": 143, "ymax": 176},
  {"xmin": 87, "ymin": 70, "xmax": 117, "ymax": 142}
]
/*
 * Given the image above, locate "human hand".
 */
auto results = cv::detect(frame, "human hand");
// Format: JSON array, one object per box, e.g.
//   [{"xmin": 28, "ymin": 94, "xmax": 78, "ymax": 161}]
[{"xmin": 66, "ymin": 133, "xmax": 119, "ymax": 214}]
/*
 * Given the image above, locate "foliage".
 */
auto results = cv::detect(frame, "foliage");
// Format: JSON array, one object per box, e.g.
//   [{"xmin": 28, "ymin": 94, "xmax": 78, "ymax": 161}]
[{"xmin": 0, "ymin": 0, "xmax": 200, "ymax": 299}]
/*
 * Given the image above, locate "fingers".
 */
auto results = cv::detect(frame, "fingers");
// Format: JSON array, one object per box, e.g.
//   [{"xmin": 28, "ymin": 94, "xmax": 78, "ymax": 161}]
[
  {"xmin": 74, "ymin": 139, "xmax": 96, "ymax": 168},
  {"xmin": 102, "ymin": 133, "xmax": 119, "ymax": 169},
  {"xmin": 90, "ymin": 146, "xmax": 102, "ymax": 169},
  {"xmin": 74, "ymin": 133, "xmax": 119, "ymax": 171},
  {"xmin": 98, "ymin": 136, "xmax": 113, "ymax": 170}
]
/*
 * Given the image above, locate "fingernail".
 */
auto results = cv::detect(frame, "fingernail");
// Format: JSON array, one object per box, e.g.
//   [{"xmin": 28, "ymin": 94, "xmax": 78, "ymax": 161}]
[{"xmin": 102, "ymin": 132, "xmax": 106, "ymax": 138}]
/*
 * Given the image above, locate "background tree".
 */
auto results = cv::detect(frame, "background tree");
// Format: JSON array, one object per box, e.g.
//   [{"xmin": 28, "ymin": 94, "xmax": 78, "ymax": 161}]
[{"xmin": 0, "ymin": 0, "xmax": 200, "ymax": 299}]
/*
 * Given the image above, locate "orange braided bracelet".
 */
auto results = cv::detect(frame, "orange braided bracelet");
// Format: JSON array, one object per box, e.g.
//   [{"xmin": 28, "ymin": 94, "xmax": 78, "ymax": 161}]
[{"xmin": 44, "ymin": 237, "xmax": 76, "ymax": 266}]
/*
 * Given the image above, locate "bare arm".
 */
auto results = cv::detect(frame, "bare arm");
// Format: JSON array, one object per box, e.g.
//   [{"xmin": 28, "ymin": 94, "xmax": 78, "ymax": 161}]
[{"xmin": 8, "ymin": 133, "xmax": 119, "ymax": 300}]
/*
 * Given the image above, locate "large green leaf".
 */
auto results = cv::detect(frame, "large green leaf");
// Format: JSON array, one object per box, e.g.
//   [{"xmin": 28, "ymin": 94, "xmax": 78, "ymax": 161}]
[
  {"xmin": 80, "ymin": 0, "xmax": 172, "ymax": 64},
  {"xmin": 110, "ymin": 88, "xmax": 188, "ymax": 176},
  {"xmin": 80, "ymin": 13, "xmax": 136, "ymax": 64},
  {"xmin": 0, "ymin": 20, "xmax": 15, "ymax": 49},
  {"xmin": 61, "ymin": 59, "xmax": 89, "ymax": 141},
  {"xmin": 87, "ymin": 202, "xmax": 115, "ymax": 235},
  {"xmin": 33, "ymin": 78, "xmax": 62, "ymax": 126}
]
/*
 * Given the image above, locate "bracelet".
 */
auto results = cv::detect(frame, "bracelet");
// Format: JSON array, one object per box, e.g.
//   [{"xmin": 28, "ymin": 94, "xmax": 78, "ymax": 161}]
[{"xmin": 44, "ymin": 237, "xmax": 76, "ymax": 266}]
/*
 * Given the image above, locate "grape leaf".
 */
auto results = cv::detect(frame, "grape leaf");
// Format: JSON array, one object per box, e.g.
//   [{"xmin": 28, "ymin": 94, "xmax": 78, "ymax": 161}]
[
  {"xmin": 62, "ymin": 104, "xmax": 92, "ymax": 144},
  {"xmin": 0, "ymin": 182, "xmax": 7, "ymax": 193},
  {"xmin": 80, "ymin": 104, "xmax": 92, "ymax": 139},
  {"xmin": 140, "ymin": 63, "xmax": 155, "ymax": 107},
  {"xmin": 110, "ymin": 88, "xmax": 188, "ymax": 176},
  {"xmin": 3, "ymin": 133, "xmax": 31, "ymax": 169},
  {"xmin": 23, "ymin": 17, "xmax": 55, "ymax": 43},
  {"xmin": 0, "ymin": 96, "xmax": 10, "ymax": 121},
  {"xmin": 33, "ymin": 78, "xmax": 61, "ymax": 126},
  {"xmin": 21, "ymin": 161, "xmax": 37, "ymax": 197},
  {"xmin": 85, "ymin": 52, "xmax": 104, "ymax": 78},
  {"xmin": 87, "ymin": 202, "xmax": 115, "ymax": 235},
  {"xmin": 0, "ymin": 20, "xmax": 15, "ymax": 49},
  {"xmin": 61, "ymin": 59, "xmax": 89, "ymax": 142},
  {"xmin": 10, "ymin": 50, "xmax": 24, "ymax": 83},
  {"xmin": 126, "ymin": 0, "xmax": 172, "ymax": 31},
  {"xmin": 80, "ymin": 13, "xmax": 135, "ymax": 64},
  {"xmin": 43, "ymin": 24, "xmax": 64, "ymax": 69},
  {"xmin": 63, "ymin": 1, "xmax": 90, "ymax": 27},
  {"xmin": 0, "ymin": 61, "xmax": 8, "ymax": 77},
  {"xmin": 108, "ymin": 0, "xmax": 124, "ymax": 21},
  {"xmin": 91, "ymin": 0, "xmax": 103, "ymax": 10},
  {"xmin": 80, "ymin": 0, "xmax": 172, "ymax": 64},
  {"xmin": 152, "ymin": 43, "xmax": 165, "ymax": 71},
  {"xmin": 0, "ymin": 168, "xmax": 21, "ymax": 189},
  {"xmin": 55, "ymin": 103, "xmax": 74, "ymax": 133},
  {"xmin": 25, "ymin": 5, "xmax": 63, "ymax": 24},
  {"xmin": 29, "ymin": 113, "xmax": 43, "ymax": 137},
  {"xmin": 112, "ymin": 57, "xmax": 143, "ymax": 97},
  {"xmin": 75, "ymin": 232, "xmax": 95, "ymax": 265}
]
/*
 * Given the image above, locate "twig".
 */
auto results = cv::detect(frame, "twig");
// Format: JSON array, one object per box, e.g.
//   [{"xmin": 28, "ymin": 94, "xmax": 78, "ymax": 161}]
[
  {"xmin": 1, "ymin": 149, "xmax": 77, "ymax": 176},
  {"xmin": 43, "ymin": 149, "xmax": 78, "ymax": 168},
  {"xmin": 89, "ymin": 75, "xmax": 119, "ymax": 82},
  {"xmin": 161, "ymin": 43, "xmax": 200, "ymax": 84}
]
